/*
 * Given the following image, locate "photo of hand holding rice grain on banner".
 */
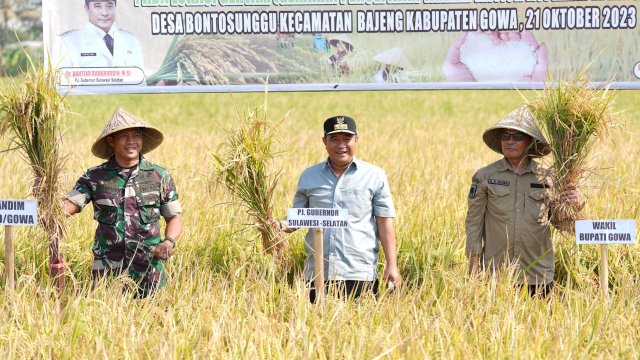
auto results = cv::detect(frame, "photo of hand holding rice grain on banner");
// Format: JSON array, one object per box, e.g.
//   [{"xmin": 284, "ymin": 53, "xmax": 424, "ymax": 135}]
[
  {"xmin": 443, "ymin": 30, "xmax": 548, "ymax": 82},
  {"xmin": 52, "ymin": 0, "xmax": 148, "ymax": 86}
]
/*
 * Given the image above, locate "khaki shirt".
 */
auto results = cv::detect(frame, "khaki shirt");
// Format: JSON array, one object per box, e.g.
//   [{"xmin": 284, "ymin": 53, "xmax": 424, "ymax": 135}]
[{"xmin": 466, "ymin": 158, "xmax": 553, "ymax": 285}]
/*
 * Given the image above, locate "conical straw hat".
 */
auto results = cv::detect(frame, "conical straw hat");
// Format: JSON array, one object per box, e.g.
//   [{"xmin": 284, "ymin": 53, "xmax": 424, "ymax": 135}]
[
  {"xmin": 372, "ymin": 48, "xmax": 412, "ymax": 69},
  {"xmin": 91, "ymin": 108, "xmax": 164, "ymax": 159},
  {"xmin": 483, "ymin": 106, "xmax": 551, "ymax": 156},
  {"xmin": 329, "ymin": 34, "xmax": 354, "ymax": 51}
]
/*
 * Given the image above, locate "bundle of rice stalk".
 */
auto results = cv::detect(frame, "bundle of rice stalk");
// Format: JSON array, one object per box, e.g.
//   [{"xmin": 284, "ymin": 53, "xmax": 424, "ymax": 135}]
[
  {"xmin": 527, "ymin": 70, "xmax": 620, "ymax": 232},
  {"xmin": 0, "ymin": 59, "xmax": 68, "ymax": 292},
  {"xmin": 209, "ymin": 96, "xmax": 289, "ymax": 266}
]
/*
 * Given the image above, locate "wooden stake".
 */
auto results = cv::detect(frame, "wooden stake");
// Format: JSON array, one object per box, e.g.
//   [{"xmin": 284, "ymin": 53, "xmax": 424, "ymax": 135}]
[
  {"xmin": 600, "ymin": 244, "xmax": 609, "ymax": 302},
  {"xmin": 4, "ymin": 225, "xmax": 15, "ymax": 290},
  {"xmin": 49, "ymin": 241, "xmax": 65, "ymax": 295},
  {"xmin": 313, "ymin": 228, "xmax": 324, "ymax": 304}
]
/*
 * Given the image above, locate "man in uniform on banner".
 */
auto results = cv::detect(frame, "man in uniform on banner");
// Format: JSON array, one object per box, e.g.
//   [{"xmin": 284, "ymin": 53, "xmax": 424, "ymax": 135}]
[
  {"xmin": 57, "ymin": 0, "xmax": 144, "ymax": 69},
  {"xmin": 62, "ymin": 108, "xmax": 182, "ymax": 297},
  {"xmin": 271, "ymin": 115, "xmax": 401, "ymax": 302},
  {"xmin": 465, "ymin": 106, "xmax": 581, "ymax": 297}
]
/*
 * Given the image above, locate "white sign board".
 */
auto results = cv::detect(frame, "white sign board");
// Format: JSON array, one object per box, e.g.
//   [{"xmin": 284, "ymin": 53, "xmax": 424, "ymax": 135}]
[
  {"xmin": 576, "ymin": 220, "xmax": 636, "ymax": 245},
  {"xmin": 287, "ymin": 208, "xmax": 349, "ymax": 229},
  {"xmin": 0, "ymin": 200, "xmax": 38, "ymax": 226}
]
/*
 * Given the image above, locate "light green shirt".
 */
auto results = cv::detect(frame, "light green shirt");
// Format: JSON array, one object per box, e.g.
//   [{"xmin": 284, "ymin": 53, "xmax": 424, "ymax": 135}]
[{"xmin": 294, "ymin": 157, "xmax": 396, "ymax": 281}]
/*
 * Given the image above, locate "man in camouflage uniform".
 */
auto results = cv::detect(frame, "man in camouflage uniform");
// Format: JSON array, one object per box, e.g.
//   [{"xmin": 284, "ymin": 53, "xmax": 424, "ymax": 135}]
[{"xmin": 63, "ymin": 108, "xmax": 182, "ymax": 297}]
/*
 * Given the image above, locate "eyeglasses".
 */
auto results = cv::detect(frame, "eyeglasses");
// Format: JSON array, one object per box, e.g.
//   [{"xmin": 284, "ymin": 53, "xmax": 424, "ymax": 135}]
[{"xmin": 500, "ymin": 132, "xmax": 528, "ymax": 141}]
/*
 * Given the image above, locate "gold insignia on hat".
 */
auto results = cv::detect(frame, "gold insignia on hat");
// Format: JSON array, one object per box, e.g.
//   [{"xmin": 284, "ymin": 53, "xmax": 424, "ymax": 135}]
[{"xmin": 334, "ymin": 124, "xmax": 348, "ymax": 130}]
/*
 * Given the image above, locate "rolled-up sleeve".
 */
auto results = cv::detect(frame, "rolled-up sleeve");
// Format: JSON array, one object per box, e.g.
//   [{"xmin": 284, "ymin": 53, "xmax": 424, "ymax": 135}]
[
  {"xmin": 160, "ymin": 171, "xmax": 181, "ymax": 217},
  {"xmin": 160, "ymin": 201, "xmax": 181, "ymax": 218},
  {"xmin": 63, "ymin": 172, "xmax": 93, "ymax": 211},
  {"xmin": 465, "ymin": 172, "xmax": 487, "ymax": 257}
]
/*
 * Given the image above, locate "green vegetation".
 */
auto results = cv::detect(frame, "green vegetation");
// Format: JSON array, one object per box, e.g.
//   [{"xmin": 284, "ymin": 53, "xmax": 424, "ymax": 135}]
[
  {"xmin": 0, "ymin": 89, "xmax": 638, "ymax": 358},
  {"xmin": 0, "ymin": 0, "xmax": 42, "ymax": 76}
]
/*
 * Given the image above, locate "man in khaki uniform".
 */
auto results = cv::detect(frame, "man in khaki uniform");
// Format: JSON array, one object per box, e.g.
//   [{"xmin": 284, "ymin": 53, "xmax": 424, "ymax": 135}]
[{"xmin": 465, "ymin": 106, "xmax": 580, "ymax": 297}]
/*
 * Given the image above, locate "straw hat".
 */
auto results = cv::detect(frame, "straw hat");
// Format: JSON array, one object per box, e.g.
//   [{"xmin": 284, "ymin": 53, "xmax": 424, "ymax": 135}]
[
  {"xmin": 91, "ymin": 108, "xmax": 164, "ymax": 159},
  {"xmin": 329, "ymin": 34, "xmax": 354, "ymax": 51},
  {"xmin": 372, "ymin": 48, "xmax": 412, "ymax": 69},
  {"xmin": 482, "ymin": 106, "xmax": 551, "ymax": 156}
]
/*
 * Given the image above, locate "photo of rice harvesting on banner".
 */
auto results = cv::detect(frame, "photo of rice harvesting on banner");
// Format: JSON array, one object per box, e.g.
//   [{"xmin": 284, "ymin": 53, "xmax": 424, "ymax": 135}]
[
  {"xmin": 145, "ymin": 33, "xmax": 430, "ymax": 86},
  {"xmin": 1, "ymin": 1, "xmax": 640, "ymax": 358}
]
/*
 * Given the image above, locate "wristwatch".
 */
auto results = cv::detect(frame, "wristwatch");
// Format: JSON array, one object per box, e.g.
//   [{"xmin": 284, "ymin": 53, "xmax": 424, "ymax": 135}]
[{"xmin": 165, "ymin": 236, "xmax": 176, "ymax": 247}]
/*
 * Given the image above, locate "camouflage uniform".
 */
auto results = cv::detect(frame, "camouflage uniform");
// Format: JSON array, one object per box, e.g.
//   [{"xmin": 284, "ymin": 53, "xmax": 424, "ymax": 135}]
[{"xmin": 65, "ymin": 155, "xmax": 181, "ymax": 296}]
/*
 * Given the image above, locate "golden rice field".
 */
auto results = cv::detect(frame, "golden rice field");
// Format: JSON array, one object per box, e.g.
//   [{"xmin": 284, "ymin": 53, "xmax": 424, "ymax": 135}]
[{"xmin": 0, "ymin": 89, "xmax": 639, "ymax": 358}]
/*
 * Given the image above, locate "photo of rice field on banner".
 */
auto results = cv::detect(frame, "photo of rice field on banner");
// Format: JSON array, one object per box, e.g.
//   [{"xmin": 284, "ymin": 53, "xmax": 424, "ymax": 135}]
[{"xmin": 43, "ymin": 0, "xmax": 640, "ymax": 93}]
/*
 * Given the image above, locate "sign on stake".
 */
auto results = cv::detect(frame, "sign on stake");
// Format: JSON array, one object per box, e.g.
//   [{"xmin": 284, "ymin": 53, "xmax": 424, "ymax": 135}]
[
  {"xmin": 1, "ymin": 200, "xmax": 38, "ymax": 290},
  {"xmin": 288, "ymin": 208, "xmax": 349, "ymax": 304},
  {"xmin": 575, "ymin": 219, "xmax": 637, "ymax": 302}
]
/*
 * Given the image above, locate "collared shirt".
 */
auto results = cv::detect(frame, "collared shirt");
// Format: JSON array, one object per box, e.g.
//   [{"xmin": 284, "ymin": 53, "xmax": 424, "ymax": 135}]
[
  {"xmin": 466, "ymin": 158, "xmax": 554, "ymax": 285},
  {"xmin": 58, "ymin": 22, "xmax": 144, "ymax": 69},
  {"xmin": 64, "ymin": 156, "xmax": 181, "ymax": 271},
  {"xmin": 293, "ymin": 157, "xmax": 396, "ymax": 281}
]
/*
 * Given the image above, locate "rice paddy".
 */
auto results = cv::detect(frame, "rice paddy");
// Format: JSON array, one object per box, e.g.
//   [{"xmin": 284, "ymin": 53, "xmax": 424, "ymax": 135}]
[{"xmin": 0, "ymin": 88, "xmax": 639, "ymax": 358}]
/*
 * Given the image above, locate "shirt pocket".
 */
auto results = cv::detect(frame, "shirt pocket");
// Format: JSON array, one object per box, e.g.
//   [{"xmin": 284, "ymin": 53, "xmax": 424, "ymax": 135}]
[
  {"xmin": 138, "ymin": 193, "xmax": 161, "ymax": 224},
  {"xmin": 487, "ymin": 185, "xmax": 512, "ymax": 213},
  {"xmin": 94, "ymin": 204, "xmax": 117, "ymax": 225},
  {"xmin": 526, "ymin": 191, "xmax": 549, "ymax": 225},
  {"xmin": 93, "ymin": 187, "xmax": 118, "ymax": 224},
  {"xmin": 347, "ymin": 189, "xmax": 373, "ymax": 218}
]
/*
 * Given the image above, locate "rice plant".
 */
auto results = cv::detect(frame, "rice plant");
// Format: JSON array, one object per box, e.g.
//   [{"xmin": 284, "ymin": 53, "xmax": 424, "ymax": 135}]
[
  {"xmin": 527, "ymin": 69, "xmax": 621, "ymax": 232},
  {"xmin": 208, "ymin": 94, "xmax": 290, "ymax": 268},
  {"xmin": 1, "ymin": 89, "xmax": 638, "ymax": 358},
  {"xmin": 0, "ymin": 59, "xmax": 69, "ymax": 292}
]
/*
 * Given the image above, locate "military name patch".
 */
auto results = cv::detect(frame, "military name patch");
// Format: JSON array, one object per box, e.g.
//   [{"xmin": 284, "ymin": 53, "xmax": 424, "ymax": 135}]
[
  {"xmin": 488, "ymin": 179, "xmax": 510, "ymax": 186},
  {"xmin": 96, "ymin": 184, "xmax": 121, "ymax": 196},
  {"xmin": 530, "ymin": 183, "xmax": 550, "ymax": 189},
  {"xmin": 81, "ymin": 52, "xmax": 97, "ymax": 57}
]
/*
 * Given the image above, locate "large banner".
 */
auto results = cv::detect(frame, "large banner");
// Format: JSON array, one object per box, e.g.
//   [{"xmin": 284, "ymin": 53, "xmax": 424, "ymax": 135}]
[{"xmin": 43, "ymin": 0, "xmax": 639, "ymax": 94}]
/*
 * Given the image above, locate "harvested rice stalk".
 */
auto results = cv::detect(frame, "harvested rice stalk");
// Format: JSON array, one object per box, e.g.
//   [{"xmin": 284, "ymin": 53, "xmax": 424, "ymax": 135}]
[
  {"xmin": 209, "ymin": 96, "xmax": 290, "ymax": 266},
  {"xmin": 527, "ymin": 70, "xmax": 621, "ymax": 232},
  {"xmin": 0, "ymin": 59, "xmax": 69, "ymax": 293}
]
